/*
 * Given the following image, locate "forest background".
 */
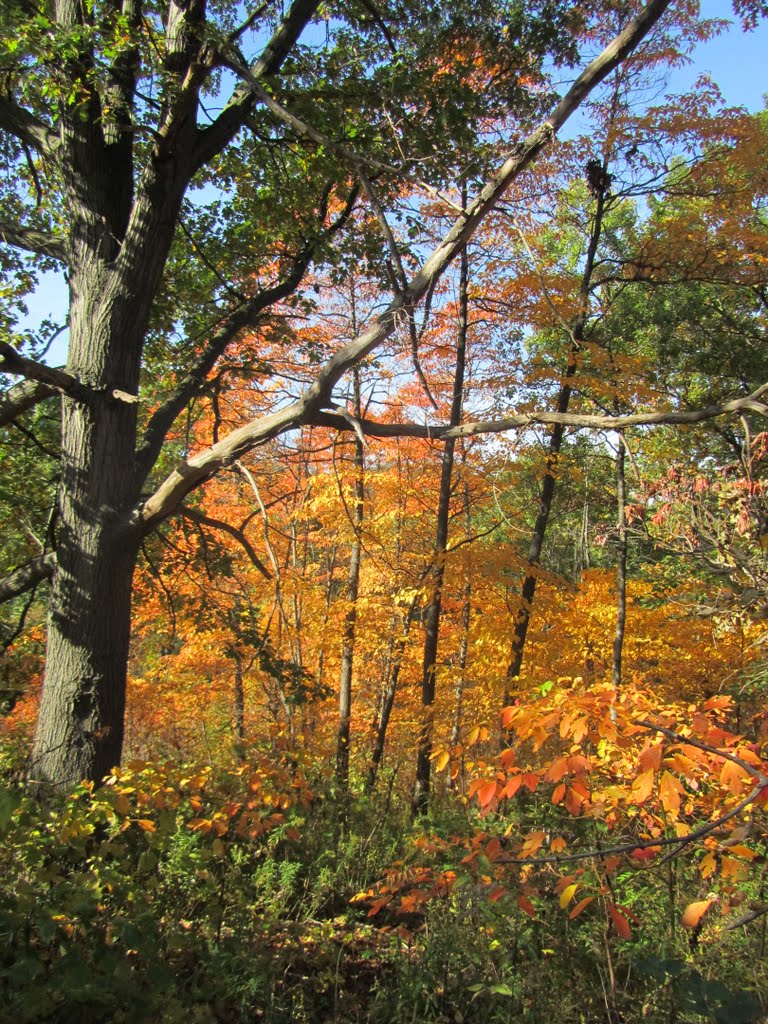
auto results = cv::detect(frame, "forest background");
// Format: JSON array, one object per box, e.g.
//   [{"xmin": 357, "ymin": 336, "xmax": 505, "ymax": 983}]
[{"xmin": 1, "ymin": 0, "xmax": 768, "ymax": 1021}]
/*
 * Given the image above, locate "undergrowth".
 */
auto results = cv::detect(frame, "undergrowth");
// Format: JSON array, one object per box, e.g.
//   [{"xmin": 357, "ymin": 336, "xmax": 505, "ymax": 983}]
[{"xmin": 0, "ymin": 749, "xmax": 765, "ymax": 1024}]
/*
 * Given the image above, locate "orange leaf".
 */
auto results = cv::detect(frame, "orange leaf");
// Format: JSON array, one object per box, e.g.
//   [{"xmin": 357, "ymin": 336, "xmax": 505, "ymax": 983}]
[
  {"xmin": 564, "ymin": 786, "xmax": 583, "ymax": 817},
  {"xmin": 478, "ymin": 781, "xmax": 498, "ymax": 808},
  {"xmin": 659, "ymin": 771, "xmax": 684, "ymax": 816},
  {"xmin": 720, "ymin": 759, "xmax": 749, "ymax": 796},
  {"xmin": 681, "ymin": 899, "xmax": 714, "ymax": 928},
  {"xmin": 699, "ymin": 851, "xmax": 718, "ymax": 879},
  {"xmin": 501, "ymin": 776, "xmax": 522, "ymax": 799},
  {"xmin": 551, "ymin": 782, "xmax": 566, "ymax": 805},
  {"xmin": 136, "ymin": 818, "xmax": 156, "ymax": 832},
  {"xmin": 638, "ymin": 742, "xmax": 663, "ymax": 774},
  {"xmin": 485, "ymin": 837, "xmax": 502, "ymax": 862}
]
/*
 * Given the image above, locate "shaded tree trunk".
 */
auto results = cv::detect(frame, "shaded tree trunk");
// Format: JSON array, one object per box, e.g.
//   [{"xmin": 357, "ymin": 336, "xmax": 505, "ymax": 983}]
[
  {"xmin": 412, "ymin": 239, "xmax": 469, "ymax": 816},
  {"xmin": 337, "ymin": 364, "xmax": 364, "ymax": 787},
  {"xmin": 504, "ymin": 177, "xmax": 608, "ymax": 706},
  {"xmin": 31, "ymin": 172, "xmax": 186, "ymax": 784},
  {"xmin": 449, "ymin": 472, "xmax": 472, "ymax": 789}
]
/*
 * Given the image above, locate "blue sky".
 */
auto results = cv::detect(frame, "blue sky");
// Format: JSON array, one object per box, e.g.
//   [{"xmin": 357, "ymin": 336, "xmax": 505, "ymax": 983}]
[{"xmin": 20, "ymin": 2, "xmax": 768, "ymax": 364}]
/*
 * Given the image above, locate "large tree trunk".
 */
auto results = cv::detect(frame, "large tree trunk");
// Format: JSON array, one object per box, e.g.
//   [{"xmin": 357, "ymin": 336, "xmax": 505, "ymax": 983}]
[
  {"xmin": 31, "ymin": 302, "xmax": 143, "ymax": 784},
  {"xmin": 30, "ymin": 162, "xmax": 184, "ymax": 784}
]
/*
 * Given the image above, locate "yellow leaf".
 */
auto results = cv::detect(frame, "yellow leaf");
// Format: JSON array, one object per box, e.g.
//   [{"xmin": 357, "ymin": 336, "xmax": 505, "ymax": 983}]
[
  {"xmin": 632, "ymin": 769, "xmax": 655, "ymax": 804},
  {"xmin": 659, "ymin": 771, "xmax": 684, "ymax": 816},
  {"xmin": 433, "ymin": 750, "xmax": 450, "ymax": 773},
  {"xmin": 699, "ymin": 851, "xmax": 718, "ymax": 879},
  {"xmin": 559, "ymin": 883, "xmax": 580, "ymax": 909}
]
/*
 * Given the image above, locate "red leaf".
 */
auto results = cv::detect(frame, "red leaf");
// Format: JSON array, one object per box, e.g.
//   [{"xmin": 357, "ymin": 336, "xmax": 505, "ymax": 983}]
[
  {"xmin": 518, "ymin": 895, "xmax": 537, "ymax": 919},
  {"xmin": 608, "ymin": 904, "xmax": 632, "ymax": 940},
  {"xmin": 569, "ymin": 895, "xmax": 595, "ymax": 920}
]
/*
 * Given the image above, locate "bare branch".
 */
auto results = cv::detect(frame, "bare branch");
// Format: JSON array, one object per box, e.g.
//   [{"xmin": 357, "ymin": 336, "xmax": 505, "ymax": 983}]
[
  {"xmin": 226, "ymin": 3, "xmax": 270, "ymax": 44},
  {"xmin": 0, "ymin": 343, "xmax": 91, "ymax": 402},
  {"xmin": 311, "ymin": 383, "xmax": 768, "ymax": 440},
  {"xmin": 139, "ymin": 0, "xmax": 673, "ymax": 527},
  {"xmin": 0, "ymin": 552, "xmax": 56, "ymax": 605},
  {"xmin": 0, "ymin": 222, "xmax": 68, "ymax": 263},
  {"xmin": 634, "ymin": 718, "xmax": 768, "ymax": 786},
  {"xmin": 0, "ymin": 379, "xmax": 56, "ymax": 427},
  {"xmin": 179, "ymin": 505, "xmax": 272, "ymax": 579},
  {"xmin": 135, "ymin": 182, "xmax": 359, "ymax": 488}
]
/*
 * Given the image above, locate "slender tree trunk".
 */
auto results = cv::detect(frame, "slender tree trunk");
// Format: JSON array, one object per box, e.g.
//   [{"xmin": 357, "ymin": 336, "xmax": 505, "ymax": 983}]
[
  {"xmin": 412, "ymin": 239, "xmax": 469, "ymax": 816},
  {"xmin": 612, "ymin": 433, "xmax": 628, "ymax": 688},
  {"xmin": 449, "ymin": 473, "xmax": 472, "ymax": 789},
  {"xmin": 314, "ymin": 544, "xmax": 338, "ymax": 700},
  {"xmin": 234, "ymin": 656, "xmax": 245, "ymax": 749},
  {"xmin": 366, "ymin": 600, "xmax": 417, "ymax": 792},
  {"xmin": 336, "ymin": 364, "xmax": 364, "ymax": 787},
  {"xmin": 504, "ymin": 181, "xmax": 608, "ymax": 706}
]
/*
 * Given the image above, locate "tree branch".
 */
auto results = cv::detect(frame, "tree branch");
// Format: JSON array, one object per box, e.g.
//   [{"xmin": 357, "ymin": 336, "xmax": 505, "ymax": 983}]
[
  {"xmin": 138, "ymin": 0, "xmax": 673, "ymax": 528},
  {"xmin": 0, "ymin": 343, "xmax": 92, "ymax": 402},
  {"xmin": 0, "ymin": 552, "xmax": 56, "ymax": 604},
  {"xmin": 0, "ymin": 97, "xmax": 59, "ymax": 157},
  {"xmin": 135, "ymin": 182, "xmax": 359, "ymax": 488},
  {"xmin": 0, "ymin": 379, "xmax": 56, "ymax": 427},
  {"xmin": 178, "ymin": 505, "xmax": 272, "ymax": 579},
  {"xmin": 0, "ymin": 222, "xmax": 68, "ymax": 263},
  {"xmin": 313, "ymin": 383, "xmax": 768, "ymax": 439},
  {"xmin": 190, "ymin": 0, "xmax": 322, "ymax": 174}
]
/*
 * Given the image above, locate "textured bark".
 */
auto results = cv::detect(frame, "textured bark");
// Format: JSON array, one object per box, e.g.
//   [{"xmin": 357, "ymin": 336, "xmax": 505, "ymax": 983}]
[{"xmin": 412, "ymin": 240, "xmax": 468, "ymax": 816}]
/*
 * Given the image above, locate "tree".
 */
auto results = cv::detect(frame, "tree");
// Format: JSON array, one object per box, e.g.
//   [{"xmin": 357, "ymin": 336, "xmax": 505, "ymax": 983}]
[{"xmin": 0, "ymin": 0, "xmax": 705, "ymax": 786}]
